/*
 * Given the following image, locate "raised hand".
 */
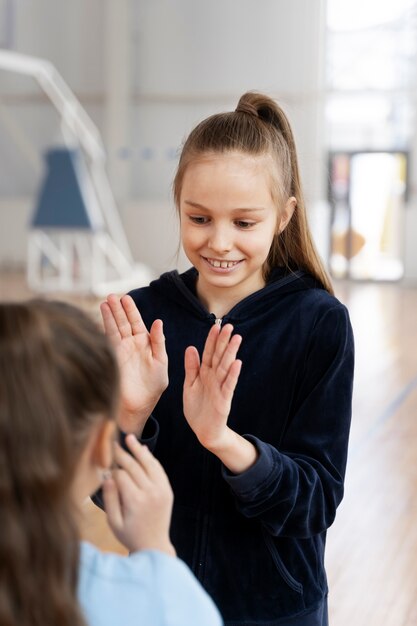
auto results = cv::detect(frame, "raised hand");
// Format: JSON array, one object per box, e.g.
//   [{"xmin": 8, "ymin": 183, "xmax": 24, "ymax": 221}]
[
  {"xmin": 103, "ymin": 435, "xmax": 175, "ymax": 555},
  {"xmin": 183, "ymin": 323, "xmax": 242, "ymax": 451},
  {"xmin": 100, "ymin": 294, "xmax": 168, "ymax": 434}
]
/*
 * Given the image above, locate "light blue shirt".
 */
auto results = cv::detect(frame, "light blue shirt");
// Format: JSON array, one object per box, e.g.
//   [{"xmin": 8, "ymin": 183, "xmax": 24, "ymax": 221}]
[{"xmin": 78, "ymin": 542, "xmax": 223, "ymax": 626}]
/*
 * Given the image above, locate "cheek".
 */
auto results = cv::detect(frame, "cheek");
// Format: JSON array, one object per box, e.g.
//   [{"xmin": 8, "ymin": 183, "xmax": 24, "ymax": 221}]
[
  {"xmin": 238, "ymin": 237, "xmax": 271, "ymax": 264},
  {"xmin": 251, "ymin": 226, "xmax": 277, "ymax": 255},
  {"xmin": 179, "ymin": 219, "xmax": 190, "ymax": 241},
  {"xmin": 180, "ymin": 225, "xmax": 201, "ymax": 252}
]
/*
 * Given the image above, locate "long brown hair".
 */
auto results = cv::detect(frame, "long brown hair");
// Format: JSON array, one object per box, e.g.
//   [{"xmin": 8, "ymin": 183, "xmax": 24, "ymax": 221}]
[
  {"xmin": 0, "ymin": 300, "xmax": 120, "ymax": 626},
  {"xmin": 173, "ymin": 91, "xmax": 333, "ymax": 294}
]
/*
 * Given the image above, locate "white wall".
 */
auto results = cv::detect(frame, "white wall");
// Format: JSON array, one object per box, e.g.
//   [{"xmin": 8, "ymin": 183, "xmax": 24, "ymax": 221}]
[
  {"xmin": 0, "ymin": 0, "xmax": 329, "ymax": 275},
  {"xmin": 130, "ymin": 0, "xmax": 327, "ymax": 202}
]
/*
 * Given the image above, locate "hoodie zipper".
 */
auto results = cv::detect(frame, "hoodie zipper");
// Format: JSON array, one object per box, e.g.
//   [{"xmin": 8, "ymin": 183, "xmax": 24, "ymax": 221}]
[
  {"xmin": 208, "ymin": 272, "xmax": 305, "ymax": 328},
  {"xmin": 167, "ymin": 268, "xmax": 306, "ymax": 324}
]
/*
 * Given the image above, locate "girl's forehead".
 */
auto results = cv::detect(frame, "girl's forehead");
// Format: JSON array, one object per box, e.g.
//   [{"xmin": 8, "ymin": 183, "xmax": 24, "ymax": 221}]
[
  {"xmin": 186, "ymin": 150, "xmax": 272, "ymax": 170},
  {"xmin": 182, "ymin": 151, "xmax": 280, "ymax": 187},
  {"xmin": 180, "ymin": 151, "xmax": 283, "ymax": 203},
  {"xmin": 180, "ymin": 154, "xmax": 282, "ymax": 212},
  {"xmin": 184, "ymin": 154, "xmax": 268, "ymax": 184}
]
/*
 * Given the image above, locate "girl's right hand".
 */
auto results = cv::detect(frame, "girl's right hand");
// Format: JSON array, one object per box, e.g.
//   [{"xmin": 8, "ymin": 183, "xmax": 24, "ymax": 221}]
[
  {"xmin": 100, "ymin": 294, "xmax": 169, "ymax": 435},
  {"xmin": 103, "ymin": 434, "xmax": 175, "ymax": 556}
]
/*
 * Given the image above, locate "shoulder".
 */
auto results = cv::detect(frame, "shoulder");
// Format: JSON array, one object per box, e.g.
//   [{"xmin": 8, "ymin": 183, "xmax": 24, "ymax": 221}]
[
  {"xmin": 275, "ymin": 279, "xmax": 354, "ymax": 359},
  {"xmin": 295, "ymin": 282, "xmax": 346, "ymax": 313},
  {"xmin": 127, "ymin": 271, "xmax": 177, "ymax": 319},
  {"xmin": 78, "ymin": 543, "xmax": 222, "ymax": 626},
  {"xmin": 302, "ymin": 294, "xmax": 354, "ymax": 370},
  {"xmin": 291, "ymin": 284, "xmax": 352, "ymax": 332},
  {"xmin": 127, "ymin": 269, "xmax": 188, "ymax": 304},
  {"xmin": 127, "ymin": 268, "xmax": 200, "ymax": 326}
]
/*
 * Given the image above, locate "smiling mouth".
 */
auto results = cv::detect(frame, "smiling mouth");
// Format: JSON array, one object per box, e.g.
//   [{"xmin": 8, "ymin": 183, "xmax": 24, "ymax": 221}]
[{"xmin": 203, "ymin": 257, "xmax": 242, "ymax": 269}]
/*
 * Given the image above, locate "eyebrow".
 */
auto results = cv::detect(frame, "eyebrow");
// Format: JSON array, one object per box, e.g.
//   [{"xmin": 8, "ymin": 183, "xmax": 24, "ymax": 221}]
[{"xmin": 183, "ymin": 201, "xmax": 267, "ymax": 213}]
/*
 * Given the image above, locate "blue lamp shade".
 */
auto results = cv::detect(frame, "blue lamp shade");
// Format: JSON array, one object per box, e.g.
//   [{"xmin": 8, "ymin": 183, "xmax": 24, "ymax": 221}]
[{"xmin": 31, "ymin": 147, "xmax": 103, "ymax": 230}]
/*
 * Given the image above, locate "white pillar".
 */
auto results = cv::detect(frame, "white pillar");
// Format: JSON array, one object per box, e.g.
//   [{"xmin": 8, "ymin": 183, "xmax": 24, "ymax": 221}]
[
  {"xmin": 104, "ymin": 0, "xmax": 131, "ymax": 202},
  {"xmin": 287, "ymin": 0, "xmax": 328, "ymax": 261}
]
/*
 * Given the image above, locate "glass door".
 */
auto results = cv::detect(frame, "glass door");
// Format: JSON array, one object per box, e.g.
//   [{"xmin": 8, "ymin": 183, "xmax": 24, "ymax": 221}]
[{"xmin": 328, "ymin": 151, "xmax": 408, "ymax": 280}]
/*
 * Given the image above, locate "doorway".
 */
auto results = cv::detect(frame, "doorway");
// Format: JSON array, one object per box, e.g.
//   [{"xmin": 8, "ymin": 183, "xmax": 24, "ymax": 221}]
[{"xmin": 328, "ymin": 150, "xmax": 408, "ymax": 280}]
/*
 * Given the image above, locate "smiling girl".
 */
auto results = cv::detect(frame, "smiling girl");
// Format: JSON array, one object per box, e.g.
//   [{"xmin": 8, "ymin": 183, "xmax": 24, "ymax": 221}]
[{"xmin": 99, "ymin": 91, "xmax": 354, "ymax": 626}]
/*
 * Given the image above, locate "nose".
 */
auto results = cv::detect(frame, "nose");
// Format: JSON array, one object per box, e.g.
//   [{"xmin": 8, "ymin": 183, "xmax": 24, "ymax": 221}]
[{"xmin": 207, "ymin": 225, "xmax": 232, "ymax": 254}]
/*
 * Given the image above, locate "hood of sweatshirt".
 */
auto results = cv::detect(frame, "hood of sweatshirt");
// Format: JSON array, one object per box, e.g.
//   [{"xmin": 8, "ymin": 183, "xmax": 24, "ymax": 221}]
[{"xmin": 149, "ymin": 267, "xmax": 324, "ymax": 324}]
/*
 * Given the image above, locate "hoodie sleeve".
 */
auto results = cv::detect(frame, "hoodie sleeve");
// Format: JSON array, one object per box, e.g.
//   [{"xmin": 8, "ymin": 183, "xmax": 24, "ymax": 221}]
[
  {"xmin": 221, "ymin": 303, "xmax": 354, "ymax": 538},
  {"xmin": 119, "ymin": 416, "xmax": 160, "ymax": 453}
]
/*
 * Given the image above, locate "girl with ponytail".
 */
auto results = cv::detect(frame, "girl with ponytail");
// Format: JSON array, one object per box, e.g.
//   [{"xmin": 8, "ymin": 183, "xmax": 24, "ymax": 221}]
[{"xmin": 100, "ymin": 92, "xmax": 354, "ymax": 625}]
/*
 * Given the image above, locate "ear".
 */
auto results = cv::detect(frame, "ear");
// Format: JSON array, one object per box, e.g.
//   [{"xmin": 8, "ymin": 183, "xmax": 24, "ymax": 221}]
[
  {"xmin": 91, "ymin": 419, "xmax": 116, "ymax": 470},
  {"xmin": 278, "ymin": 196, "xmax": 296, "ymax": 234}
]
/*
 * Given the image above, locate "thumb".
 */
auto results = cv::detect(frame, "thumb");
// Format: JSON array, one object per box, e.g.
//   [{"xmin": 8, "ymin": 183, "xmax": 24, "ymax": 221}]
[
  {"xmin": 150, "ymin": 319, "xmax": 167, "ymax": 362},
  {"xmin": 184, "ymin": 346, "xmax": 200, "ymax": 387}
]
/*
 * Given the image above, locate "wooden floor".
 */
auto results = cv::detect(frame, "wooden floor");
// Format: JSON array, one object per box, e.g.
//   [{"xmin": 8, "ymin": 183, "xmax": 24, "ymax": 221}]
[
  {"xmin": 1, "ymin": 270, "xmax": 417, "ymax": 625},
  {"xmin": 326, "ymin": 281, "xmax": 417, "ymax": 626}
]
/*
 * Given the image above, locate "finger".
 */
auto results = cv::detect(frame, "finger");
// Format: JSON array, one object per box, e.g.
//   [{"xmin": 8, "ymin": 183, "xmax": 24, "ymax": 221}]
[
  {"xmin": 106, "ymin": 294, "xmax": 133, "ymax": 339},
  {"xmin": 201, "ymin": 323, "xmax": 220, "ymax": 368},
  {"xmin": 102, "ymin": 476, "xmax": 124, "ymax": 531},
  {"xmin": 113, "ymin": 440, "xmax": 152, "ymax": 488},
  {"xmin": 112, "ymin": 467, "xmax": 146, "ymax": 506},
  {"xmin": 120, "ymin": 295, "xmax": 149, "ymax": 337},
  {"xmin": 212, "ymin": 324, "xmax": 234, "ymax": 367},
  {"xmin": 222, "ymin": 359, "xmax": 242, "ymax": 396},
  {"xmin": 216, "ymin": 333, "xmax": 242, "ymax": 382},
  {"xmin": 124, "ymin": 434, "xmax": 166, "ymax": 484},
  {"xmin": 184, "ymin": 346, "xmax": 201, "ymax": 388},
  {"xmin": 149, "ymin": 319, "xmax": 167, "ymax": 362},
  {"xmin": 100, "ymin": 301, "xmax": 122, "ymax": 344}
]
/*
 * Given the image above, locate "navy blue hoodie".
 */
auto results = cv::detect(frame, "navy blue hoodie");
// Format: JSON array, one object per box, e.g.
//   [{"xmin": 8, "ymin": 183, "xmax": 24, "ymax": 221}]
[{"xmin": 118, "ymin": 267, "xmax": 353, "ymax": 625}]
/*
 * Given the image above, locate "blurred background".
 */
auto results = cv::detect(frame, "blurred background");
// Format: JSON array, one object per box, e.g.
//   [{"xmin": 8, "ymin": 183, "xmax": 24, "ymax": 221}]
[{"xmin": 1, "ymin": 1, "xmax": 417, "ymax": 625}]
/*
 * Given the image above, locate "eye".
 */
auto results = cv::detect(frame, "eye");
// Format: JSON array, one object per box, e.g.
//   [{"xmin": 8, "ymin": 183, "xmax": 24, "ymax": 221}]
[
  {"xmin": 189, "ymin": 215, "xmax": 209, "ymax": 225},
  {"xmin": 234, "ymin": 220, "xmax": 255, "ymax": 229}
]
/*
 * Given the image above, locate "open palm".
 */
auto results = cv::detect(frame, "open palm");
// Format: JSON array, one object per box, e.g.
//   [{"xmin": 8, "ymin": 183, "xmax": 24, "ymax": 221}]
[
  {"xmin": 101, "ymin": 294, "xmax": 168, "ymax": 433},
  {"xmin": 183, "ymin": 323, "xmax": 242, "ymax": 449}
]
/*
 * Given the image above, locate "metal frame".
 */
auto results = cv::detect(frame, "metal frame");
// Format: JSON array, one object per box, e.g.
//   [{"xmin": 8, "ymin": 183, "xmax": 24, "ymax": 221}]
[{"xmin": 0, "ymin": 48, "xmax": 152, "ymax": 294}]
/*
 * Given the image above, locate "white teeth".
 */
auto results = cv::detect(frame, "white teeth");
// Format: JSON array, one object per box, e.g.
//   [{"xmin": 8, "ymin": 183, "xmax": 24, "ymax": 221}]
[{"xmin": 206, "ymin": 258, "xmax": 239, "ymax": 269}]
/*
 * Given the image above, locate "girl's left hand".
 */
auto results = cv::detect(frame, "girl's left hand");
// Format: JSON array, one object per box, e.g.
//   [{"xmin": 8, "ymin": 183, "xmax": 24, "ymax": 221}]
[{"xmin": 183, "ymin": 324, "xmax": 242, "ymax": 450}]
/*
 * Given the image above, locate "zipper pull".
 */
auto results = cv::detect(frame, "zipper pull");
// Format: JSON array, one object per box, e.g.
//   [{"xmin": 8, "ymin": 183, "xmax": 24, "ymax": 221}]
[{"xmin": 214, "ymin": 317, "xmax": 222, "ymax": 327}]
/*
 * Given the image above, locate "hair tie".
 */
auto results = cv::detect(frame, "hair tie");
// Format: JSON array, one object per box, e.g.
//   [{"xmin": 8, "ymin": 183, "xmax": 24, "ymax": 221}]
[{"xmin": 235, "ymin": 101, "xmax": 259, "ymax": 117}]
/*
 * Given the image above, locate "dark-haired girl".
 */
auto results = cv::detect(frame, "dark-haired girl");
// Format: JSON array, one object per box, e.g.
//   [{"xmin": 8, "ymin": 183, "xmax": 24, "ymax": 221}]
[{"xmin": 0, "ymin": 300, "xmax": 222, "ymax": 626}]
